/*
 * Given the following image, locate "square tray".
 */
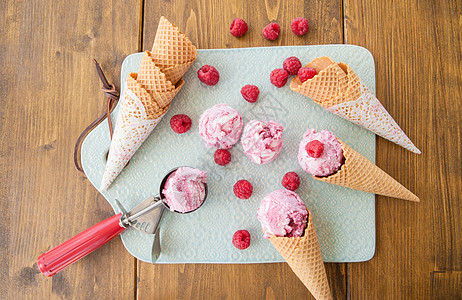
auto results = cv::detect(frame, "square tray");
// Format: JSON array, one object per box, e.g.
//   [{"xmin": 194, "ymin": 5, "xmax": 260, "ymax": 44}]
[{"xmin": 81, "ymin": 45, "xmax": 376, "ymax": 263}]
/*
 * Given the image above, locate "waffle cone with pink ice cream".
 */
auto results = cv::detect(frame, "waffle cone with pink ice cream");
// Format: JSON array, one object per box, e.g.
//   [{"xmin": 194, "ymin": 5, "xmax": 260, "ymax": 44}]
[
  {"xmin": 198, "ymin": 104, "xmax": 243, "ymax": 149},
  {"xmin": 290, "ymin": 56, "xmax": 420, "ymax": 154},
  {"xmin": 257, "ymin": 189, "xmax": 333, "ymax": 300},
  {"xmin": 100, "ymin": 17, "xmax": 197, "ymax": 190},
  {"xmin": 298, "ymin": 129, "xmax": 420, "ymax": 202},
  {"xmin": 241, "ymin": 120, "xmax": 284, "ymax": 164}
]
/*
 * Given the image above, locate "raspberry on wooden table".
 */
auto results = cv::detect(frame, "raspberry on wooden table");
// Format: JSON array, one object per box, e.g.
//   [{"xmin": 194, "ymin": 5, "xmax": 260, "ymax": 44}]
[
  {"xmin": 262, "ymin": 23, "xmax": 280, "ymax": 40},
  {"xmin": 230, "ymin": 18, "xmax": 248, "ymax": 37},
  {"xmin": 290, "ymin": 17, "xmax": 310, "ymax": 36}
]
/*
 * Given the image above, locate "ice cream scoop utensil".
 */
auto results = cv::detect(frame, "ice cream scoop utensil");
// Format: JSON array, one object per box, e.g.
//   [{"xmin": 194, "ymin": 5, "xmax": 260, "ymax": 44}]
[{"xmin": 37, "ymin": 166, "xmax": 206, "ymax": 276}]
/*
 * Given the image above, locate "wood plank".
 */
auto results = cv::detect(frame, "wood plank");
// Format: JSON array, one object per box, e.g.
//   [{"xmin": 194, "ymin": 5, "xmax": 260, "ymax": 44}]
[
  {"xmin": 139, "ymin": 1, "xmax": 346, "ymax": 299},
  {"xmin": 431, "ymin": 271, "xmax": 462, "ymax": 300},
  {"xmin": 344, "ymin": 0, "xmax": 462, "ymax": 298},
  {"xmin": 137, "ymin": 262, "xmax": 346, "ymax": 299},
  {"xmin": 0, "ymin": 0, "xmax": 140, "ymax": 298},
  {"xmin": 142, "ymin": 0, "xmax": 343, "ymax": 50}
]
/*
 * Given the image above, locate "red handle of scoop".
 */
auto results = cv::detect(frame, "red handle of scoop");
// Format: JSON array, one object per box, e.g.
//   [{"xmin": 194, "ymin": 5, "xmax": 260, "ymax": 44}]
[{"xmin": 37, "ymin": 213, "xmax": 126, "ymax": 277}]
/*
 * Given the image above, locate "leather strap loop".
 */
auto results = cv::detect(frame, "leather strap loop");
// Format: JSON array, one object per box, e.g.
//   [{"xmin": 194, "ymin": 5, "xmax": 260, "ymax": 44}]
[{"xmin": 73, "ymin": 59, "xmax": 120, "ymax": 175}]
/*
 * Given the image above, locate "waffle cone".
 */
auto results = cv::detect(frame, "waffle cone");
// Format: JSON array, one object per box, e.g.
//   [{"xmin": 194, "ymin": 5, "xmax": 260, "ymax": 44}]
[
  {"xmin": 161, "ymin": 61, "xmax": 194, "ymax": 85},
  {"xmin": 290, "ymin": 56, "xmax": 420, "ymax": 154},
  {"xmin": 268, "ymin": 212, "xmax": 333, "ymax": 300},
  {"xmin": 315, "ymin": 140, "xmax": 420, "ymax": 202},
  {"xmin": 151, "ymin": 16, "xmax": 197, "ymax": 69},
  {"xmin": 137, "ymin": 51, "xmax": 175, "ymax": 95},
  {"xmin": 100, "ymin": 86, "xmax": 168, "ymax": 191},
  {"xmin": 151, "ymin": 78, "xmax": 184, "ymax": 108},
  {"xmin": 290, "ymin": 57, "xmax": 348, "ymax": 104},
  {"xmin": 127, "ymin": 73, "xmax": 184, "ymax": 118}
]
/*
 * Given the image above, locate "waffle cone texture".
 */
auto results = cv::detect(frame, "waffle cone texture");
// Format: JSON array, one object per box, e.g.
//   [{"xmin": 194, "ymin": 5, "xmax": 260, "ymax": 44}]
[
  {"xmin": 315, "ymin": 140, "xmax": 420, "ymax": 202},
  {"xmin": 151, "ymin": 16, "xmax": 197, "ymax": 85},
  {"xmin": 268, "ymin": 212, "xmax": 333, "ymax": 300},
  {"xmin": 290, "ymin": 57, "xmax": 420, "ymax": 154},
  {"xmin": 100, "ymin": 16, "xmax": 196, "ymax": 190}
]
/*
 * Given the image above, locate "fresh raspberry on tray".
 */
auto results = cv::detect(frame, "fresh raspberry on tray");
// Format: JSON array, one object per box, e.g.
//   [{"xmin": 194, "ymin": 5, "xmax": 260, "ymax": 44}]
[
  {"xmin": 282, "ymin": 172, "xmax": 301, "ymax": 191},
  {"xmin": 214, "ymin": 149, "xmax": 232, "ymax": 166},
  {"xmin": 270, "ymin": 68, "xmax": 289, "ymax": 88},
  {"xmin": 233, "ymin": 180, "xmax": 253, "ymax": 199},
  {"xmin": 283, "ymin": 56, "xmax": 302, "ymax": 75},
  {"xmin": 170, "ymin": 114, "xmax": 192, "ymax": 134},
  {"xmin": 198, "ymin": 65, "xmax": 220, "ymax": 86},
  {"xmin": 241, "ymin": 85, "xmax": 260, "ymax": 103},
  {"xmin": 298, "ymin": 67, "xmax": 317, "ymax": 83},
  {"xmin": 232, "ymin": 230, "xmax": 251, "ymax": 250}
]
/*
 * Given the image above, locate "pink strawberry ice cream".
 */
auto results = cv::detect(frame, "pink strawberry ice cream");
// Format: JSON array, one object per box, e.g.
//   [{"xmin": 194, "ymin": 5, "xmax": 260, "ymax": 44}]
[
  {"xmin": 198, "ymin": 104, "xmax": 243, "ymax": 149},
  {"xmin": 162, "ymin": 167, "xmax": 207, "ymax": 213},
  {"xmin": 241, "ymin": 120, "xmax": 284, "ymax": 164},
  {"xmin": 257, "ymin": 189, "xmax": 308, "ymax": 238},
  {"xmin": 298, "ymin": 129, "xmax": 344, "ymax": 177}
]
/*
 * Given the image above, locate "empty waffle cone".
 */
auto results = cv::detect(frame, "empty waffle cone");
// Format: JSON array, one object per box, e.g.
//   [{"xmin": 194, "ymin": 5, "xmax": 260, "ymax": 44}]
[
  {"xmin": 151, "ymin": 16, "xmax": 197, "ymax": 70},
  {"xmin": 101, "ymin": 74, "xmax": 184, "ymax": 190},
  {"xmin": 127, "ymin": 72, "xmax": 184, "ymax": 116},
  {"xmin": 126, "ymin": 73, "xmax": 171, "ymax": 119},
  {"xmin": 290, "ymin": 57, "xmax": 420, "ymax": 154},
  {"xmin": 100, "ymin": 16, "xmax": 195, "ymax": 190},
  {"xmin": 315, "ymin": 140, "xmax": 420, "ymax": 202},
  {"xmin": 268, "ymin": 212, "xmax": 333, "ymax": 300},
  {"xmin": 161, "ymin": 61, "xmax": 194, "ymax": 86},
  {"xmin": 100, "ymin": 83, "xmax": 169, "ymax": 191},
  {"xmin": 137, "ymin": 51, "xmax": 175, "ymax": 96}
]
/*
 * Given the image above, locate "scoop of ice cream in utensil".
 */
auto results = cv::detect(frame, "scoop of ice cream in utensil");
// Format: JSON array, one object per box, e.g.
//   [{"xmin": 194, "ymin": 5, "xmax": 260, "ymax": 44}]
[{"xmin": 37, "ymin": 166, "xmax": 207, "ymax": 277}]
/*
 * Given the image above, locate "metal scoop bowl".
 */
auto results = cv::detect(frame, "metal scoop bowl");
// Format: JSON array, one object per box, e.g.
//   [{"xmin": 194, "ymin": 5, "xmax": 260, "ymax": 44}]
[{"xmin": 37, "ymin": 166, "xmax": 207, "ymax": 277}]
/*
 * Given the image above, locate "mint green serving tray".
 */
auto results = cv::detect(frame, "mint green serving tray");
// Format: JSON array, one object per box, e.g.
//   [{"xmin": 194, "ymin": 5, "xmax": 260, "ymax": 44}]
[{"xmin": 81, "ymin": 45, "xmax": 376, "ymax": 263}]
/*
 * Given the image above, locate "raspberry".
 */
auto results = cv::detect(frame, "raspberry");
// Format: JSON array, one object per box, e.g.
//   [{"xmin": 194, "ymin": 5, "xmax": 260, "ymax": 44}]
[
  {"xmin": 305, "ymin": 140, "xmax": 324, "ymax": 158},
  {"xmin": 230, "ymin": 18, "xmax": 248, "ymax": 37},
  {"xmin": 298, "ymin": 67, "xmax": 317, "ymax": 83},
  {"xmin": 283, "ymin": 56, "xmax": 302, "ymax": 75},
  {"xmin": 169, "ymin": 114, "xmax": 192, "ymax": 134},
  {"xmin": 290, "ymin": 17, "xmax": 310, "ymax": 36},
  {"xmin": 282, "ymin": 172, "xmax": 300, "ymax": 191},
  {"xmin": 197, "ymin": 65, "xmax": 220, "ymax": 86},
  {"xmin": 233, "ymin": 180, "xmax": 253, "ymax": 199},
  {"xmin": 214, "ymin": 149, "xmax": 231, "ymax": 166},
  {"xmin": 262, "ymin": 23, "xmax": 280, "ymax": 40},
  {"xmin": 270, "ymin": 68, "xmax": 289, "ymax": 88},
  {"xmin": 232, "ymin": 230, "xmax": 251, "ymax": 250},
  {"xmin": 240, "ymin": 85, "xmax": 260, "ymax": 103}
]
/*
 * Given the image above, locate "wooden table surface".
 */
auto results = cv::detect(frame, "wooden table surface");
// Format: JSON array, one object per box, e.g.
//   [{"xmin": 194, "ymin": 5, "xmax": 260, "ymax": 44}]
[{"xmin": 1, "ymin": 0, "xmax": 461, "ymax": 299}]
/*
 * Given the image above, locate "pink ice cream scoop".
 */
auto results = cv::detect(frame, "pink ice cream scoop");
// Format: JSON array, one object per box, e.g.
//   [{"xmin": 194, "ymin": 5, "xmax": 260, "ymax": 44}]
[
  {"xmin": 298, "ymin": 129, "xmax": 344, "ymax": 177},
  {"xmin": 241, "ymin": 120, "xmax": 284, "ymax": 164},
  {"xmin": 162, "ymin": 167, "xmax": 207, "ymax": 213},
  {"xmin": 257, "ymin": 189, "xmax": 308, "ymax": 238},
  {"xmin": 198, "ymin": 104, "xmax": 243, "ymax": 149}
]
